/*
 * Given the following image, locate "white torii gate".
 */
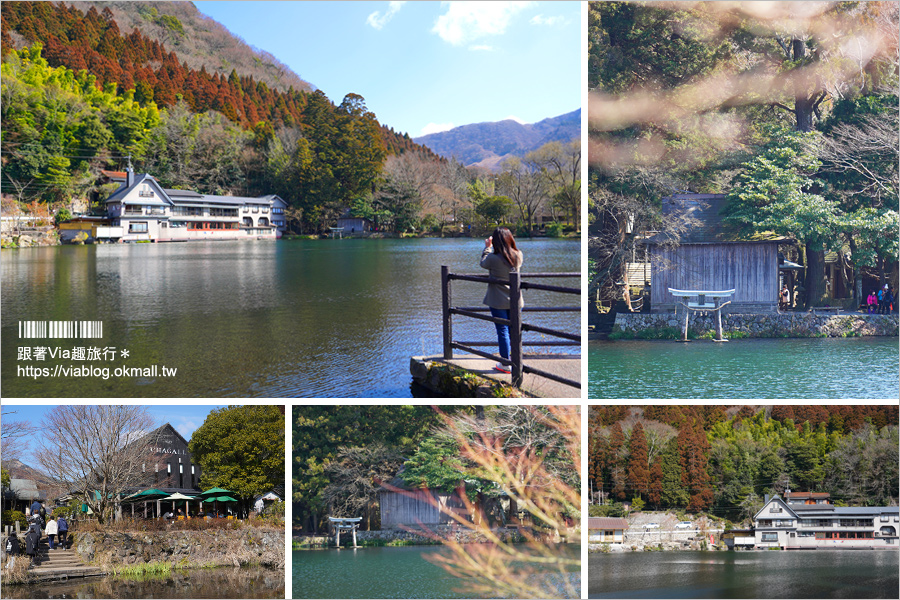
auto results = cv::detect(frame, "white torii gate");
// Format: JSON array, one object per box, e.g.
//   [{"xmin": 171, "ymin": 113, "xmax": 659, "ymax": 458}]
[
  {"xmin": 328, "ymin": 516, "xmax": 362, "ymax": 548},
  {"xmin": 668, "ymin": 288, "xmax": 735, "ymax": 342}
]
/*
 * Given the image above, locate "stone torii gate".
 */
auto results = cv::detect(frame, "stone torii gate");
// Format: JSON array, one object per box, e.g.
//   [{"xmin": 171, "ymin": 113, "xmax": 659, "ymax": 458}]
[
  {"xmin": 668, "ymin": 288, "xmax": 735, "ymax": 342},
  {"xmin": 328, "ymin": 516, "xmax": 362, "ymax": 548}
]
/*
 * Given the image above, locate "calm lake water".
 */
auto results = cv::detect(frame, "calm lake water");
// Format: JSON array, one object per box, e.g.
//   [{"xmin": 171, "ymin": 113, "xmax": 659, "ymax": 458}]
[
  {"xmin": 293, "ymin": 545, "xmax": 580, "ymax": 599},
  {"xmin": 1, "ymin": 238, "xmax": 578, "ymax": 397},
  {"xmin": 588, "ymin": 550, "xmax": 900, "ymax": 599},
  {"xmin": 3, "ymin": 566, "xmax": 284, "ymax": 599},
  {"xmin": 589, "ymin": 337, "xmax": 899, "ymax": 399}
]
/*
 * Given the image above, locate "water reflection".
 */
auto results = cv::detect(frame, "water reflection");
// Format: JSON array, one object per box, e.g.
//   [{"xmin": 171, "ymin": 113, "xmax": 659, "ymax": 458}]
[
  {"xmin": 5, "ymin": 566, "xmax": 284, "ymax": 599},
  {"xmin": 589, "ymin": 337, "xmax": 899, "ymax": 399},
  {"xmin": 2, "ymin": 239, "xmax": 579, "ymax": 397},
  {"xmin": 588, "ymin": 550, "xmax": 899, "ymax": 599}
]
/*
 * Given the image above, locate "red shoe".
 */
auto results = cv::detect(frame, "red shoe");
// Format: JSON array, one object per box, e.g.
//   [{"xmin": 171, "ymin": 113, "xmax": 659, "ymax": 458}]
[{"xmin": 494, "ymin": 362, "xmax": 511, "ymax": 374}]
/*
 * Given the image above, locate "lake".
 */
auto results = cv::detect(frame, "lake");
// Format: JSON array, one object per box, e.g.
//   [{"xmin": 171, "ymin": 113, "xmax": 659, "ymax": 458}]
[
  {"xmin": 588, "ymin": 550, "xmax": 900, "ymax": 598},
  {"xmin": 293, "ymin": 545, "xmax": 580, "ymax": 599},
  {"xmin": 1, "ymin": 238, "xmax": 579, "ymax": 398},
  {"xmin": 3, "ymin": 566, "xmax": 283, "ymax": 599},
  {"xmin": 588, "ymin": 337, "xmax": 899, "ymax": 399}
]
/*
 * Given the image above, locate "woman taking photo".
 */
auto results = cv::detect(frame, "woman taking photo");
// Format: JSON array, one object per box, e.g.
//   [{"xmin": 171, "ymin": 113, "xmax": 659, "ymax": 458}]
[{"xmin": 480, "ymin": 227, "xmax": 523, "ymax": 374}]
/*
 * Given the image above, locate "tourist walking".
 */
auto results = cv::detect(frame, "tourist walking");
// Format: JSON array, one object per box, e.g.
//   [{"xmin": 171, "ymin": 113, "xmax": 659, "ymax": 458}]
[
  {"xmin": 45, "ymin": 516, "xmax": 58, "ymax": 550},
  {"xmin": 480, "ymin": 227, "xmax": 524, "ymax": 374},
  {"xmin": 24, "ymin": 519, "xmax": 40, "ymax": 566},
  {"xmin": 780, "ymin": 284, "xmax": 790, "ymax": 310},
  {"xmin": 57, "ymin": 515, "xmax": 68, "ymax": 550}
]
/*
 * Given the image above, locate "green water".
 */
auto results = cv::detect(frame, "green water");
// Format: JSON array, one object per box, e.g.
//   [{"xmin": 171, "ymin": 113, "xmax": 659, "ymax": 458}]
[
  {"xmin": 3, "ymin": 566, "xmax": 283, "ymax": 599},
  {"xmin": 588, "ymin": 550, "xmax": 899, "ymax": 598},
  {"xmin": 589, "ymin": 337, "xmax": 899, "ymax": 399},
  {"xmin": 292, "ymin": 545, "xmax": 580, "ymax": 599},
  {"xmin": 1, "ymin": 238, "xmax": 578, "ymax": 397}
]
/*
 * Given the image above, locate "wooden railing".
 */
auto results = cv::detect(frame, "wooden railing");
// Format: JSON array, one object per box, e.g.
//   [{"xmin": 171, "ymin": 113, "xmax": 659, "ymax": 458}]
[{"xmin": 441, "ymin": 266, "xmax": 581, "ymax": 389}]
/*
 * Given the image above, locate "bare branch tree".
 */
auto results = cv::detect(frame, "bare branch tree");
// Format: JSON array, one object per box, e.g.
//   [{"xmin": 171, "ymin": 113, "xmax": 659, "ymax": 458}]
[
  {"xmin": 36, "ymin": 406, "xmax": 161, "ymax": 523},
  {"xmin": 1, "ymin": 411, "xmax": 38, "ymax": 464}
]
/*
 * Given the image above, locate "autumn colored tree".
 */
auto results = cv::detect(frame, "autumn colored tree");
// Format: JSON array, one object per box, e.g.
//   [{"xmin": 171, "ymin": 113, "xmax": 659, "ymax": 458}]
[
  {"xmin": 626, "ymin": 421, "xmax": 650, "ymax": 500},
  {"xmin": 678, "ymin": 418, "xmax": 713, "ymax": 512}
]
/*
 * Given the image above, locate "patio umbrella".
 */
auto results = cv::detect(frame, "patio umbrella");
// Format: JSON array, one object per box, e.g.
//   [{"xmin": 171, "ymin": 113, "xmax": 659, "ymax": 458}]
[
  {"xmin": 203, "ymin": 495, "xmax": 237, "ymax": 516},
  {"xmin": 162, "ymin": 492, "xmax": 197, "ymax": 516},
  {"xmin": 125, "ymin": 488, "xmax": 169, "ymax": 501}
]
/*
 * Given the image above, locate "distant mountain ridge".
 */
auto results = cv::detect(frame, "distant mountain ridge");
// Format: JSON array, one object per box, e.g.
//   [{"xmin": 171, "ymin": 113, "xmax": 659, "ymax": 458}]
[{"xmin": 414, "ymin": 109, "xmax": 580, "ymax": 170}]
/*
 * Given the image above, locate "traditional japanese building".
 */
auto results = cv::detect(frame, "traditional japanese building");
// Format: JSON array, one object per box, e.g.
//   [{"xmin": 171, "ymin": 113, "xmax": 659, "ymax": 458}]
[
  {"xmin": 587, "ymin": 516, "xmax": 628, "ymax": 543},
  {"xmin": 752, "ymin": 494, "xmax": 899, "ymax": 549},
  {"xmin": 644, "ymin": 193, "xmax": 791, "ymax": 313}
]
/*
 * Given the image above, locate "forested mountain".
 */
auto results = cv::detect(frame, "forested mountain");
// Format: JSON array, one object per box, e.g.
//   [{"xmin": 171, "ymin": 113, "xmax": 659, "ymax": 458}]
[
  {"xmin": 67, "ymin": 1, "xmax": 314, "ymax": 94},
  {"xmin": 587, "ymin": 1, "xmax": 899, "ymax": 308},
  {"xmin": 414, "ymin": 109, "xmax": 580, "ymax": 171},
  {"xmin": 0, "ymin": 1, "xmax": 443, "ymax": 233},
  {"xmin": 588, "ymin": 406, "xmax": 899, "ymax": 523}
]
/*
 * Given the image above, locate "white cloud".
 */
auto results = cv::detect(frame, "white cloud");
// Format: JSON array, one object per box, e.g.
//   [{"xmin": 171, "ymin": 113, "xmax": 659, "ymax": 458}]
[
  {"xmin": 432, "ymin": 1, "xmax": 535, "ymax": 46},
  {"xmin": 469, "ymin": 44, "xmax": 494, "ymax": 52},
  {"xmin": 531, "ymin": 14, "xmax": 564, "ymax": 26},
  {"xmin": 367, "ymin": 1, "xmax": 406, "ymax": 30},
  {"xmin": 420, "ymin": 122, "xmax": 456, "ymax": 136},
  {"xmin": 504, "ymin": 115, "xmax": 526, "ymax": 124}
]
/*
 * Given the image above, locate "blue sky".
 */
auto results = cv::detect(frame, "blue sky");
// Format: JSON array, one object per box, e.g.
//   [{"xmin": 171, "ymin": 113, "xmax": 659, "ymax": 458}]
[
  {"xmin": 196, "ymin": 1, "xmax": 581, "ymax": 137},
  {"xmin": 1, "ymin": 404, "xmax": 230, "ymax": 455}
]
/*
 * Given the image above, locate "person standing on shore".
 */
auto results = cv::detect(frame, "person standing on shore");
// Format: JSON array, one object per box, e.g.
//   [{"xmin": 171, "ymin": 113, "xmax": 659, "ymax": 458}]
[{"xmin": 480, "ymin": 227, "xmax": 524, "ymax": 374}]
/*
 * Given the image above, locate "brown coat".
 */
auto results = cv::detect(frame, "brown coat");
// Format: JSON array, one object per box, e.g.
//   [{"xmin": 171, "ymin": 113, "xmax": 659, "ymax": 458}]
[{"xmin": 480, "ymin": 248, "xmax": 524, "ymax": 309}]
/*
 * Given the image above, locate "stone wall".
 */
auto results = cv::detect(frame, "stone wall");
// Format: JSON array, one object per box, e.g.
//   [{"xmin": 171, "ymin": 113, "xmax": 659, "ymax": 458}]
[
  {"xmin": 73, "ymin": 527, "xmax": 284, "ymax": 569},
  {"xmin": 614, "ymin": 312, "xmax": 899, "ymax": 338}
]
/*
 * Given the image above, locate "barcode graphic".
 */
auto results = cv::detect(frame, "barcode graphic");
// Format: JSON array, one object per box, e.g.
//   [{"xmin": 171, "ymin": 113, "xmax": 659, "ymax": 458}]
[{"xmin": 18, "ymin": 320, "xmax": 103, "ymax": 339}]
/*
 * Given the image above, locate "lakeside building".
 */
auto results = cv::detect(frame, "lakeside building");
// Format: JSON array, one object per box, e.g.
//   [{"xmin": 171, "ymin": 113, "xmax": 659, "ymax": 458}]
[
  {"xmin": 752, "ymin": 493, "xmax": 899, "ymax": 549},
  {"xmin": 587, "ymin": 516, "xmax": 628, "ymax": 543},
  {"xmin": 643, "ymin": 194, "xmax": 790, "ymax": 313},
  {"xmin": 101, "ymin": 168, "xmax": 286, "ymax": 242},
  {"xmin": 57, "ymin": 422, "xmax": 205, "ymax": 519}
]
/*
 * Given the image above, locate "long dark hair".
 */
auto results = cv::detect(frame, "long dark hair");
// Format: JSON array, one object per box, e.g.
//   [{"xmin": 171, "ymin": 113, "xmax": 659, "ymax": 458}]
[{"xmin": 492, "ymin": 227, "xmax": 519, "ymax": 268}]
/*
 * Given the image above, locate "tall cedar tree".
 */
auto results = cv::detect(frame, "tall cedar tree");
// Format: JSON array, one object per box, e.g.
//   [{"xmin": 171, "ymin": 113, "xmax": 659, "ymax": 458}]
[
  {"xmin": 627, "ymin": 421, "xmax": 650, "ymax": 500},
  {"xmin": 678, "ymin": 418, "xmax": 714, "ymax": 512},
  {"xmin": 608, "ymin": 422, "xmax": 627, "ymax": 501},
  {"xmin": 648, "ymin": 456, "xmax": 664, "ymax": 509}
]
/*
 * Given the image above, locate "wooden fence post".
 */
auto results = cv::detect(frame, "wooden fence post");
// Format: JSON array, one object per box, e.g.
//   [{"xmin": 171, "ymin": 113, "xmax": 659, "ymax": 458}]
[
  {"xmin": 441, "ymin": 266, "xmax": 452, "ymax": 360},
  {"xmin": 509, "ymin": 271, "xmax": 523, "ymax": 387}
]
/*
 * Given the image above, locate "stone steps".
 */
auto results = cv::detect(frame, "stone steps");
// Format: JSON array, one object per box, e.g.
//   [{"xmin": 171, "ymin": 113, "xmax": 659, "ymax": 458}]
[{"xmin": 27, "ymin": 541, "xmax": 104, "ymax": 580}]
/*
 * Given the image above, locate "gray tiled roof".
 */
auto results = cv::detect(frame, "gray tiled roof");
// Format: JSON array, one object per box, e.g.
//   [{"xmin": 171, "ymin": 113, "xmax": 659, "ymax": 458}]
[{"xmin": 645, "ymin": 193, "xmax": 787, "ymax": 245}]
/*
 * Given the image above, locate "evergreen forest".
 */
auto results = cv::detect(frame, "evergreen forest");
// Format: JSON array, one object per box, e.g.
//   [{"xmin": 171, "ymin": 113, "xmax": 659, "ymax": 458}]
[
  {"xmin": 588, "ymin": 1, "xmax": 899, "ymax": 309},
  {"xmin": 1, "ymin": 2, "xmax": 579, "ymax": 236},
  {"xmin": 588, "ymin": 405, "xmax": 899, "ymax": 523}
]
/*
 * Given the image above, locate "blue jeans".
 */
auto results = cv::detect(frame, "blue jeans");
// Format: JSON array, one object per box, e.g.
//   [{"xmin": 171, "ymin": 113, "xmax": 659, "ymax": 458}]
[{"xmin": 490, "ymin": 307, "xmax": 511, "ymax": 360}]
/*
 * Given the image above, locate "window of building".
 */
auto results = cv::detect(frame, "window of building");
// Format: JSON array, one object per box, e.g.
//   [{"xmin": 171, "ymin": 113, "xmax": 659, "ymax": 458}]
[
  {"xmin": 139, "ymin": 184, "xmax": 154, "ymax": 198},
  {"xmin": 760, "ymin": 532, "xmax": 778, "ymax": 542},
  {"xmin": 273, "ymin": 207, "xmax": 284, "ymax": 214},
  {"xmin": 770, "ymin": 506, "xmax": 782, "ymax": 513},
  {"xmin": 129, "ymin": 222, "xmax": 148, "ymax": 233},
  {"xmin": 798, "ymin": 531, "xmax": 814, "ymax": 537}
]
